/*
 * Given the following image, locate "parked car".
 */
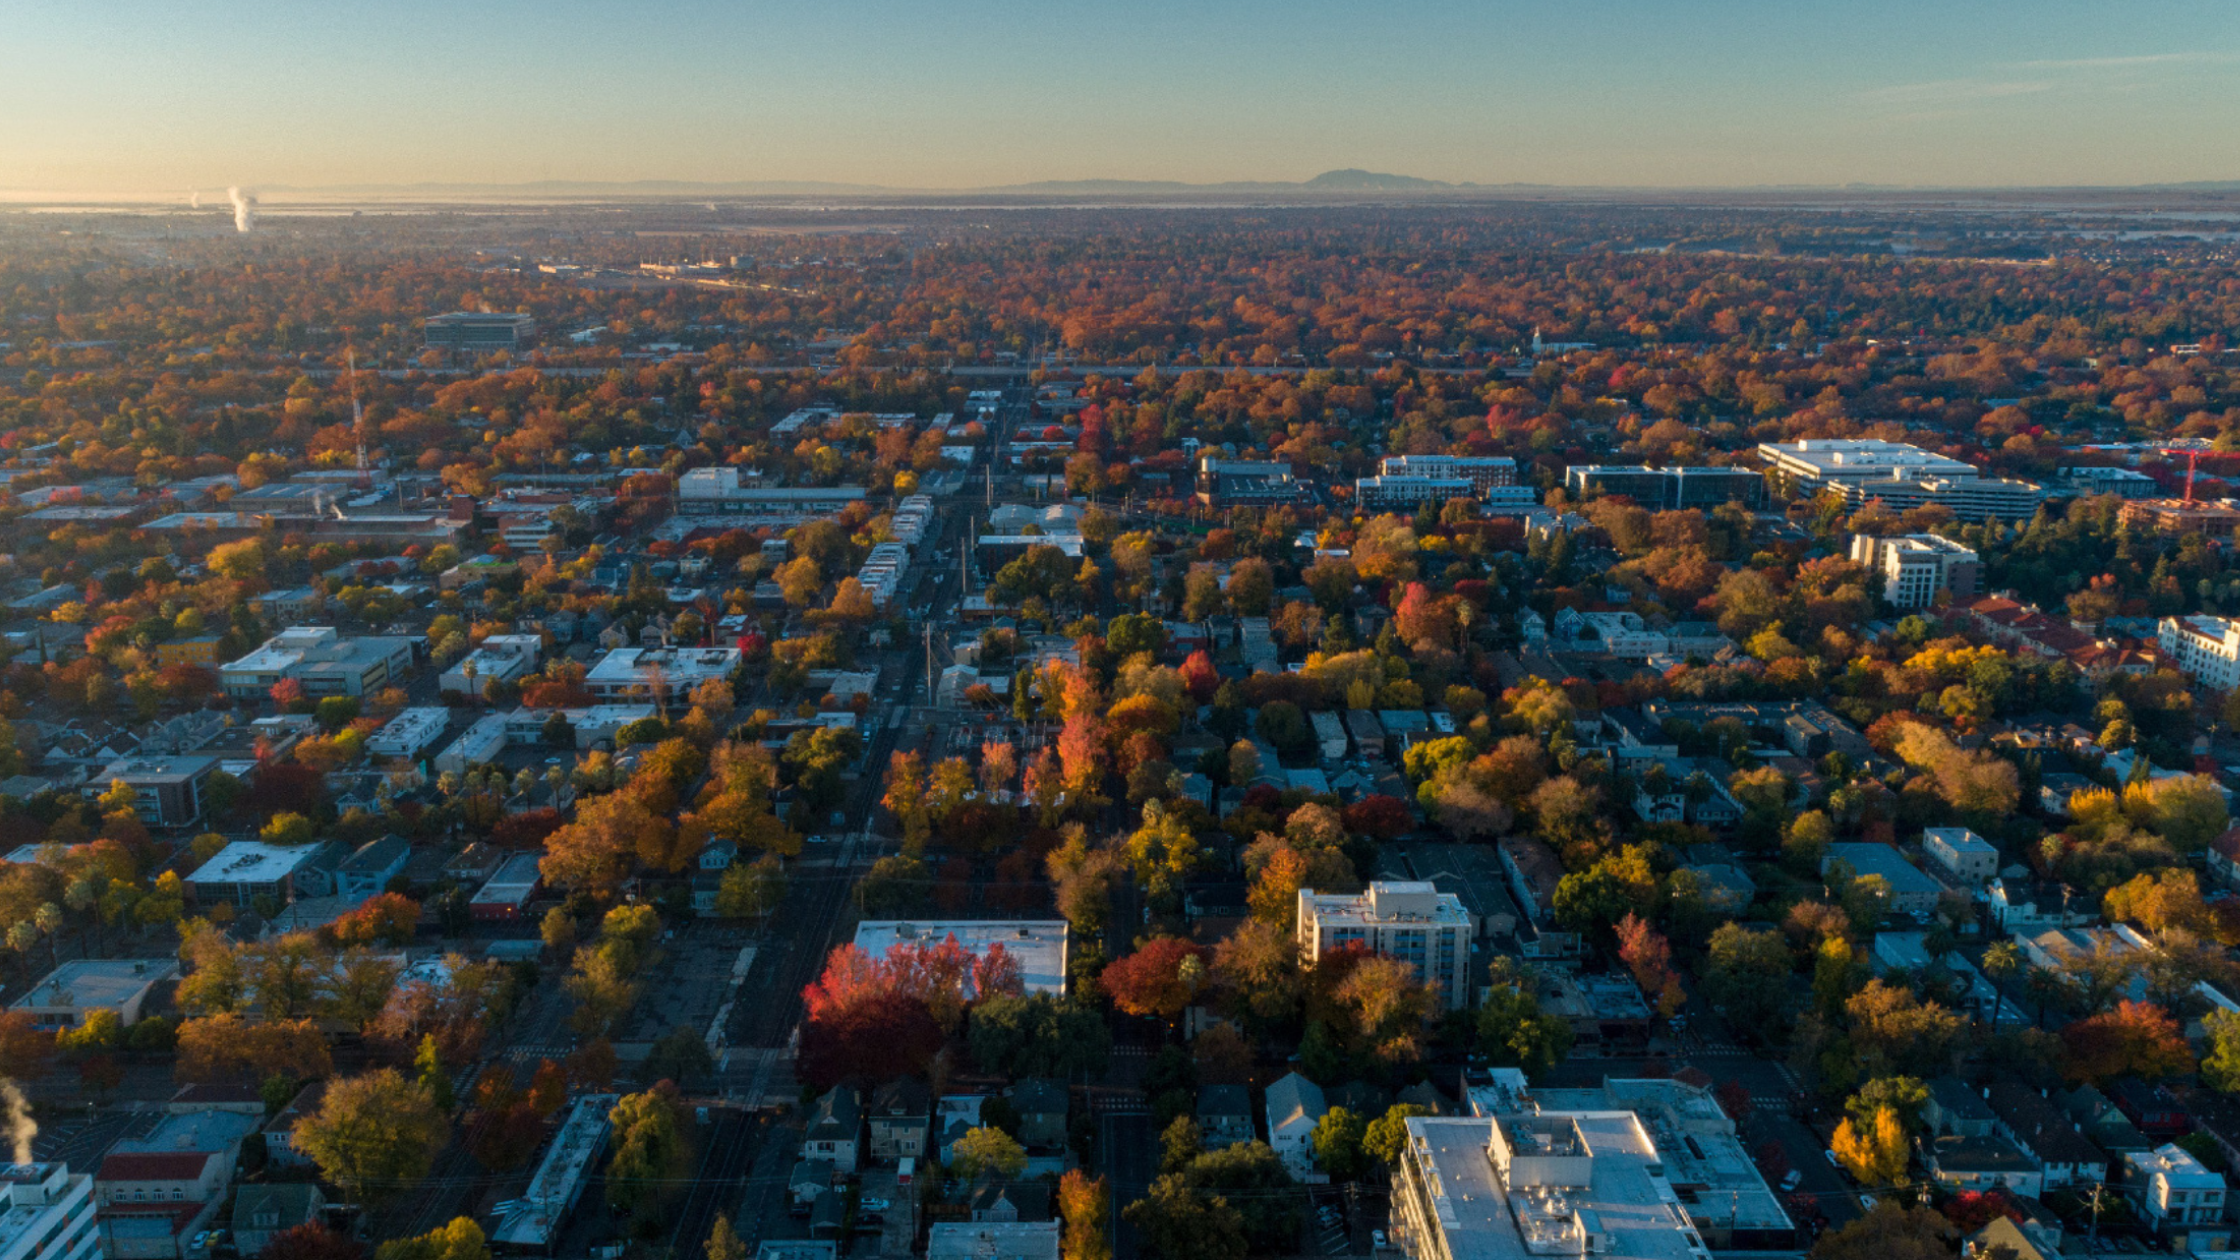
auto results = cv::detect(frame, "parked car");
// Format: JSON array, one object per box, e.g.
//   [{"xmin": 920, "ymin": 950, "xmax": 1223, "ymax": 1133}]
[{"xmin": 1780, "ymin": 1170, "xmax": 1802, "ymax": 1192}]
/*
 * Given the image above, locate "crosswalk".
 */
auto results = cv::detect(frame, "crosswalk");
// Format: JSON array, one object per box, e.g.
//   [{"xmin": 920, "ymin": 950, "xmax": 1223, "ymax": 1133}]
[{"xmin": 505, "ymin": 1043, "xmax": 573, "ymax": 1063}]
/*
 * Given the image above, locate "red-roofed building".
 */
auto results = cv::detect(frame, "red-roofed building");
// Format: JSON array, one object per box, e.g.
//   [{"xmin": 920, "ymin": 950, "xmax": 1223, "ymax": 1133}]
[{"xmin": 96, "ymin": 1151, "xmax": 226, "ymax": 1260}]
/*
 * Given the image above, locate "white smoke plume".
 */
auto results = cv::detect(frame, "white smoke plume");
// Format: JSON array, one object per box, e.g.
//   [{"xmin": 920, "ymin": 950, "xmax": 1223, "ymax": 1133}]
[
  {"xmin": 228, "ymin": 186, "xmax": 256, "ymax": 234},
  {"xmin": 0, "ymin": 1079, "xmax": 35, "ymax": 1166},
  {"xmin": 189, "ymin": 191, "xmax": 201, "ymax": 210}
]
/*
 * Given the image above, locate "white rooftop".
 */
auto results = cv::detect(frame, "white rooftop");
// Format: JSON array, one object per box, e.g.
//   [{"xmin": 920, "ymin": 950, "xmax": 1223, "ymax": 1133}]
[
  {"xmin": 853, "ymin": 921, "xmax": 1068, "ymax": 996},
  {"xmin": 185, "ymin": 841, "xmax": 320, "ymax": 887}
]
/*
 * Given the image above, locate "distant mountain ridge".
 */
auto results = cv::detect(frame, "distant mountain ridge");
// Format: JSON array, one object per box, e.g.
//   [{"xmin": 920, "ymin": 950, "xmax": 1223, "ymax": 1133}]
[{"xmin": 259, "ymin": 170, "xmax": 1477, "ymax": 198}]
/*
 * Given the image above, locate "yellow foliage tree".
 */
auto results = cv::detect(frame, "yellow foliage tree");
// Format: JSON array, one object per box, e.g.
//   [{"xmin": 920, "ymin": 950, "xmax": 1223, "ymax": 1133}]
[{"xmin": 1830, "ymin": 1104, "xmax": 1909, "ymax": 1186}]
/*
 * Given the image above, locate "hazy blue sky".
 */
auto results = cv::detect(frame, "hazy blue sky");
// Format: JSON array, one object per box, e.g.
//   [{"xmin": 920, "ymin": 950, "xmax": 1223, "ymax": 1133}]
[{"xmin": 5, "ymin": 0, "xmax": 2237, "ymax": 192}]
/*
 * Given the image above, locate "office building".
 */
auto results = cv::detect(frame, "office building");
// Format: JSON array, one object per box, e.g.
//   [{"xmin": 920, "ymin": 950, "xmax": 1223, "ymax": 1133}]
[
  {"xmin": 219, "ymin": 628, "xmax": 416, "ymax": 700},
  {"xmin": 676, "ymin": 468, "xmax": 866, "ymax": 519},
  {"xmin": 853, "ymin": 921, "xmax": 1069, "ymax": 996},
  {"xmin": 1296, "ymin": 882, "xmax": 1474, "ymax": 1010},
  {"xmin": 439, "ymin": 634, "xmax": 543, "ymax": 698},
  {"xmin": 434, "ymin": 713, "xmax": 510, "ymax": 776},
  {"xmin": 1195, "ymin": 455, "xmax": 1302, "ymax": 505},
  {"xmin": 1756, "ymin": 439, "xmax": 1977, "ymax": 493},
  {"xmin": 10, "ymin": 959, "xmax": 179, "ymax": 1031},
  {"xmin": 2061, "ymin": 466, "xmax": 2158, "ymax": 499},
  {"xmin": 1354, "ymin": 475, "xmax": 1476, "ymax": 511},
  {"xmin": 185, "ymin": 842, "xmax": 327, "ymax": 907},
  {"xmin": 0, "ymin": 1164, "xmax": 100, "ymax": 1260},
  {"xmin": 365, "ymin": 708, "xmax": 451, "ymax": 760},
  {"xmin": 1381, "ymin": 454, "xmax": 1518, "ymax": 491},
  {"xmin": 585, "ymin": 646, "xmax": 741, "ymax": 708},
  {"xmin": 1834, "ymin": 475, "xmax": 2045, "ymax": 522},
  {"xmin": 2160, "ymin": 614, "xmax": 2240, "ymax": 690},
  {"xmin": 1563, "ymin": 465, "xmax": 1765, "ymax": 510},
  {"xmin": 81, "ymin": 755, "xmax": 220, "ymax": 828},
  {"xmin": 423, "ymin": 311, "xmax": 535, "ymax": 352},
  {"xmin": 1848, "ymin": 534, "xmax": 1981, "ymax": 609}
]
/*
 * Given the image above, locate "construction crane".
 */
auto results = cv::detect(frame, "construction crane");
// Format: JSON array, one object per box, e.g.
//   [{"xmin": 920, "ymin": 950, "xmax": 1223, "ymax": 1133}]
[
  {"xmin": 2159, "ymin": 440, "xmax": 2214, "ymax": 503},
  {"xmin": 347, "ymin": 348, "xmax": 371, "ymax": 491}
]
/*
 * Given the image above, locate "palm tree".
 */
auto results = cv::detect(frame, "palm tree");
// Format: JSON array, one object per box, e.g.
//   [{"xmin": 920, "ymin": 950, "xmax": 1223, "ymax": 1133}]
[{"xmin": 35, "ymin": 902, "xmax": 63, "ymax": 970}]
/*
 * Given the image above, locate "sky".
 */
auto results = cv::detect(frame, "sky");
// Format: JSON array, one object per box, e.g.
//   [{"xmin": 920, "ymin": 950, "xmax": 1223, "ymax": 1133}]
[{"xmin": 3, "ymin": 0, "xmax": 2238, "ymax": 193}]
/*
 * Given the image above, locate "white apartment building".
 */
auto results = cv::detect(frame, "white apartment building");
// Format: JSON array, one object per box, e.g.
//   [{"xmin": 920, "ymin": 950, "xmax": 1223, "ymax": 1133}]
[
  {"xmin": 1834, "ymin": 474, "xmax": 2045, "ymax": 522},
  {"xmin": 676, "ymin": 467, "xmax": 866, "ymax": 520},
  {"xmin": 365, "ymin": 707, "xmax": 452, "ymax": 759},
  {"xmin": 1297, "ymin": 881, "xmax": 1474, "ymax": 1010},
  {"xmin": 1848, "ymin": 534, "xmax": 1981, "ymax": 609},
  {"xmin": 855, "ymin": 543, "xmax": 909, "ymax": 608},
  {"xmin": 1379, "ymin": 454, "xmax": 1518, "ymax": 491},
  {"xmin": 219, "ymin": 628, "xmax": 417, "ymax": 700},
  {"xmin": 585, "ymin": 646, "xmax": 742, "ymax": 708},
  {"xmin": 1922, "ymin": 827, "xmax": 1999, "ymax": 884},
  {"xmin": 2160, "ymin": 614, "xmax": 2240, "ymax": 690},
  {"xmin": 1354, "ymin": 475, "xmax": 1476, "ymax": 512},
  {"xmin": 0, "ymin": 1164, "xmax": 100, "ymax": 1260},
  {"xmin": 439, "ymin": 634, "xmax": 543, "ymax": 698},
  {"xmin": 2127, "ymin": 1144, "xmax": 2228, "ymax": 1250}
]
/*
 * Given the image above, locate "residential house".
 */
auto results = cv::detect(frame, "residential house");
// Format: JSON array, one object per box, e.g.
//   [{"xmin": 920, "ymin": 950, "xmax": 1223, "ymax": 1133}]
[
  {"xmin": 1987, "ymin": 879, "xmax": 2095, "ymax": 935},
  {"xmin": 803, "ymin": 1087, "xmax": 862, "ymax": 1174},
  {"xmin": 787, "ymin": 1159, "xmax": 835, "ymax": 1210},
  {"xmin": 2212, "ymin": 830, "xmax": 2240, "ymax": 889},
  {"xmin": 1926, "ymin": 1135, "xmax": 2044, "ymax": 1198},
  {"xmin": 2110, "ymin": 1079, "xmax": 2189, "ymax": 1138},
  {"xmin": 264, "ymin": 1082, "xmax": 328, "ymax": 1169},
  {"xmin": 231, "ymin": 1185, "xmax": 324, "ymax": 1257},
  {"xmin": 967, "ymin": 1180, "xmax": 1051, "ymax": 1224},
  {"xmin": 2125, "ymin": 1144, "xmax": 2230, "ymax": 1251},
  {"xmin": 1986, "ymin": 1081, "xmax": 2107, "ymax": 1188},
  {"xmin": 1822, "ymin": 843, "xmax": 1943, "ymax": 916},
  {"xmin": 1197, "ymin": 1086, "xmax": 1254, "ymax": 1149},
  {"xmin": 2063, "ymin": 1086, "xmax": 2152, "ymax": 1156},
  {"xmin": 1265, "ymin": 1072, "xmax": 1327, "ymax": 1178},
  {"xmin": 1923, "ymin": 827, "xmax": 1999, "ymax": 885},
  {"xmin": 334, "ymin": 835, "xmax": 410, "ymax": 904},
  {"xmin": 867, "ymin": 1079, "xmax": 931, "ymax": 1165},
  {"xmin": 1008, "ymin": 1080, "xmax": 1068, "ymax": 1151},
  {"xmin": 1922, "ymin": 1077, "xmax": 1997, "ymax": 1138}
]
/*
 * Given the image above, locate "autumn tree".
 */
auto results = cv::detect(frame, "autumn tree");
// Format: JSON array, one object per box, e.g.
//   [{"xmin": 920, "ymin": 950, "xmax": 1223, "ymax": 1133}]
[
  {"xmin": 1058, "ymin": 1171, "xmax": 1111, "ymax": 1260},
  {"xmin": 1102, "ymin": 938, "xmax": 1208, "ymax": 1021},
  {"xmin": 293, "ymin": 1069, "xmax": 450, "ymax": 1206},
  {"xmin": 1830, "ymin": 1104, "xmax": 1909, "ymax": 1186},
  {"xmin": 2061, "ymin": 1000, "xmax": 2195, "ymax": 1084}
]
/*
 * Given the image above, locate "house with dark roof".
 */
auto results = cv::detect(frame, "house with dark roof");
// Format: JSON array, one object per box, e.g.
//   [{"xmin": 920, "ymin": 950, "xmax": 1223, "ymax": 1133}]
[
  {"xmin": 1008, "ymin": 1079, "xmax": 1068, "ymax": 1151},
  {"xmin": 1923, "ymin": 1078, "xmax": 1997, "ymax": 1138},
  {"xmin": 967, "ymin": 1179, "xmax": 1051, "ymax": 1224},
  {"xmin": 1986, "ymin": 1081, "xmax": 2107, "ymax": 1187},
  {"xmin": 1197, "ymin": 1086, "xmax": 1254, "ymax": 1149},
  {"xmin": 2062, "ymin": 1085, "xmax": 2152, "ymax": 1155},
  {"xmin": 1926, "ymin": 1134, "xmax": 2043, "ymax": 1199},
  {"xmin": 803, "ymin": 1086, "xmax": 863, "ymax": 1174},
  {"xmin": 867, "ymin": 1078, "xmax": 931, "ymax": 1165},
  {"xmin": 232, "ymin": 1184, "xmax": 324, "ymax": 1257}
]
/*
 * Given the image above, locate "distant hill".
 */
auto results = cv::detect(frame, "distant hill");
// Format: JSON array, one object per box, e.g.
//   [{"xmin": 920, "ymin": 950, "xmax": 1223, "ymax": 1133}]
[
  {"xmin": 1304, "ymin": 169, "xmax": 1454, "ymax": 190},
  {"xmin": 264, "ymin": 170, "xmax": 1468, "ymax": 199}
]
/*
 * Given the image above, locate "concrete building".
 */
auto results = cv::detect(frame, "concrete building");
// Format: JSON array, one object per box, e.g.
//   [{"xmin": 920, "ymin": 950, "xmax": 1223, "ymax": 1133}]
[
  {"xmin": 1563, "ymin": 465, "xmax": 1765, "ymax": 510},
  {"xmin": 1354, "ymin": 475, "xmax": 1476, "ymax": 511},
  {"xmin": 1195, "ymin": 455, "xmax": 1301, "ymax": 506},
  {"xmin": 1849, "ymin": 534, "xmax": 1981, "ymax": 609},
  {"xmin": 184, "ymin": 842, "xmax": 325, "ymax": 907},
  {"xmin": 0, "ymin": 1164, "xmax": 100, "ymax": 1260},
  {"xmin": 470, "ymin": 853, "xmax": 543, "ymax": 922},
  {"xmin": 220, "ymin": 628, "xmax": 416, "ymax": 700},
  {"xmin": 1923, "ymin": 827, "xmax": 1999, "ymax": 884},
  {"xmin": 9, "ymin": 959, "xmax": 178, "ymax": 1031},
  {"xmin": 1296, "ymin": 882, "xmax": 1475, "ymax": 1011},
  {"xmin": 926, "ymin": 1223, "xmax": 1059, "ymax": 1260},
  {"xmin": 585, "ymin": 646, "xmax": 741, "ymax": 708},
  {"xmin": 499, "ymin": 705, "xmax": 660, "ymax": 750},
  {"xmin": 1835, "ymin": 474, "xmax": 2046, "ymax": 521},
  {"xmin": 2061, "ymin": 466, "xmax": 2158, "ymax": 499},
  {"xmin": 1381, "ymin": 455, "xmax": 1517, "ymax": 491},
  {"xmin": 489, "ymin": 1094, "xmax": 617, "ymax": 1251},
  {"xmin": 423, "ymin": 311, "xmax": 535, "ymax": 352},
  {"xmin": 81, "ymin": 755, "xmax": 219, "ymax": 828},
  {"xmin": 440, "ymin": 634, "xmax": 542, "ymax": 698},
  {"xmin": 1756, "ymin": 438, "xmax": 1977, "ymax": 493},
  {"xmin": 433, "ymin": 712, "xmax": 510, "ymax": 776},
  {"xmin": 365, "ymin": 707, "xmax": 451, "ymax": 760},
  {"xmin": 852, "ymin": 921, "xmax": 1069, "ymax": 996},
  {"xmin": 676, "ymin": 468, "xmax": 866, "ymax": 519},
  {"xmin": 2120, "ymin": 498, "xmax": 2240, "ymax": 536},
  {"xmin": 2159, "ymin": 614, "xmax": 2240, "ymax": 690}
]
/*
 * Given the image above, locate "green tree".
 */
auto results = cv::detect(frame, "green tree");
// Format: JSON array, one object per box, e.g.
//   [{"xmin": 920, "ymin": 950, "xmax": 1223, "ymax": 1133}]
[
  {"xmin": 1362, "ymin": 1104, "xmax": 1431, "ymax": 1168},
  {"xmin": 607, "ymin": 1086, "xmax": 690, "ymax": 1222},
  {"xmin": 712, "ymin": 853, "xmax": 786, "ymax": 920},
  {"xmin": 292, "ymin": 1069, "xmax": 450, "ymax": 1206},
  {"xmin": 1476, "ymin": 983, "xmax": 1572, "ymax": 1076},
  {"xmin": 1123, "ymin": 1175, "xmax": 1246, "ymax": 1260},
  {"xmin": 374, "ymin": 1218, "xmax": 489, "ymax": 1260},
  {"xmin": 1703, "ymin": 924, "xmax": 1795, "ymax": 1035},
  {"xmin": 951, "ymin": 1125, "xmax": 1028, "ymax": 1181},
  {"xmin": 968, "ymin": 994, "xmax": 1112, "ymax": 1079},
  {"xmin": 2204, "ymin": 1009, "xmax": 2240, "ymax": 1093},
  {"xmin": 415, "ymin": 1035, "xmax": 454, "ymax": 1113},
  {"xmin": 1311, "ymin": 1107, "xmax": 1366, "ymax": 1179}
]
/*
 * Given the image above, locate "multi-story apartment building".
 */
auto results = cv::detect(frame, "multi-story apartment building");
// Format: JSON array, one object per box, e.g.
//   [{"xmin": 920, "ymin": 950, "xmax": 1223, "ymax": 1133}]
[
  {"xmin": 1563, "ymin": 465, "xmax": 1765, "ymax": 510},
  {"xmin": 1848, "ymin": 533, "xmax": 1981, "ymax": 609},
  {"xmin": 1353, "ymin": 475, "xmax": 1475, "ymax": 512},
  {"xmin": 2161, "ymin": 614, "xmax": 2240, "ymax": 690},
  {"xmin": 1756, "ymin": 438, "xmax": 1977, "ymax": 493},
  {"xmin": 1379, "ymin": 454, "xmax": 1518, "ymax": 491},
  {"xmin": 219, "ymin": 628, "xmax": 416, "ymax": 700},
  {"xmin": 0, "ymin": 1163, "xmax": 101, "ymax": 1260},
  {"xmin": 1296, "ymin": 881, "xmax": 1474, "ymax": 1010}
]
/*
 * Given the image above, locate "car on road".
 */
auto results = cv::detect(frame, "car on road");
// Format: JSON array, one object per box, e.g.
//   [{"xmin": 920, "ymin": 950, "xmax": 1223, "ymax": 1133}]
[
  {"xmin": 1780, "ymin": 1170, "xmax": 1802, "ymax": 1192},
  {"xmin": 1373, "ymin": 1229, "xmax": 1388, "ymax": 1248},
  {"xmin": 860, "ymin": 1199, "xmax": 891, "ymax": 1213}
]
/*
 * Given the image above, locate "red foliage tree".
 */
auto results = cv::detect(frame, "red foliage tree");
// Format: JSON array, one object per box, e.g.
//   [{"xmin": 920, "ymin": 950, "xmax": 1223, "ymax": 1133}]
[
  {"xmin": 1941, "ymin": 1190, "xmax": 2023, "ymax": 1232},
  {"xmin": 257, "ymin": 1225, "xmax": 365, "ymax": 1260},
  {"xmin": 797, "ymin": 990, "xmax": 944, "ymax": 1090},
  {"xmin": 1342, "ymin": 795, "xmax": 1411, "ymax": 839},
  {"xmin": 326, "ymin": 892, "xmax": 421, "ymax": 947},
  {"xmin": 2061, "ymin": 1000, "xmax": 2195, "ymax": 1084},
  {"xmin": 1101, "ymin": 938, "xmax": 1208, "ymax": 1020},
  {"xmin": 1179, "ymin": 650, "xmax": 1220, "ymax": 704},
  {"xmin": 492, "ymin": 807, "xmax": 565, "ymax": 850}
]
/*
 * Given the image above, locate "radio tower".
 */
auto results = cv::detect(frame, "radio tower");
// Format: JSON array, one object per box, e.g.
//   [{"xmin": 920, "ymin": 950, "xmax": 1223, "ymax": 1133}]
[{"xmin": 348, "ymin": 348, "xmax": 372, "ymax": 491}]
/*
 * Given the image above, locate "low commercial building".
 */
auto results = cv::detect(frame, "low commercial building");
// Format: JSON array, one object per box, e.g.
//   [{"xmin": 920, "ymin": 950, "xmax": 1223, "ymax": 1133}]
[
  {"xmin": 439, "ymin": 634, "xmax": 543, "ymax": 698},
  {"xmin": 365, "ymin": 707, "xmax": 451, "ymax": 760},
  {"xmin": 1296, "ymin": 882, "xmax": 1475, "ymax": 1011},
  {"xmin": 219, "ymin": 628, "xmax": 416, "ymax": 700},
  {"xmin": 852, "ymin": 921, "xmax": 1068, "ymax": 996},
  {"xmin": 489, "ymin": 1095, "xmax": 617, "ymax": 1251},
  {"xmin": 184, "ymin": 842, "xmax": 325, "ymax": 907},
  {"xmin": 499, "ymin": 705, "xmax": 660, "ymax": 750},
  {"xmin": 9, "ymin": 959, "xmax": 178, "ymax": 1031},
  {"xmin": 1757, "ymin": 438, "xmax": 1975, "ymax": 493},
  {"xmin": 926, "ymin": 1224, "xmax": 1058, "ymax": 1260},
  {"xmin": 470, "ymin": 853, "xmax": 543, "ymax": 921},
  {"xmin": 423, "ymin": 311, "xmax": 535, "ymax": 352},
  {"xmin": 2061, "ymin": 466, "xmax": 2158, "ymax": 499},
  {"xmin": 0, "ymin": 1164, "xmax": 101, "ymax": 1260},
  {"xmin": 433, "ymin": 713, "xmax": 509, "ymax": 776},
  {"xmin": 676, "ymin": 468, "xmax": 866, "ymax": 519},
  {"xmin": 81, "ymin": 755, "xmax": 219, "ymax": 828},
  {"xmin": 585, "ymin": 646, "xmax": 742, "ymax": 708},
  {"xmin": 1195, "ymin": 455, "xmax": 1302, "ymax": 506},
  {"xmin": 1849, "ymin": 533, "xmax": 1981, "ymax": 609}
]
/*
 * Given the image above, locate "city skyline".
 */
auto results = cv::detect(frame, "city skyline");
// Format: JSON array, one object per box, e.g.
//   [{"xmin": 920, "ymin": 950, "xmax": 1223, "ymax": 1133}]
[{"xmin": 5, "ymin": 0, "xmax": 2239, "ymax": 194}]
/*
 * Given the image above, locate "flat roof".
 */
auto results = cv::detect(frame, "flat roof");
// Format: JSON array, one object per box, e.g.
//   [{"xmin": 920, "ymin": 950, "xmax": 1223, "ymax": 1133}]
[
  {"xmin": 1403, "ymin": 1115, "xmax": 1712, "ymax": 1260},
  {"xmin": 9, "ymin": 958, "xmax": 178, "ymax": 1012},
  {"xmin": 186, "ymin": 841, "xmax": 319, "ymax": 887},
  {"xmin": 490, "ymin": 1094, "xmax": 617, "ymax": 1248},
  {"xmin": 854, "ymin": 920, "xmax": 1068, "ymax": 996}
]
